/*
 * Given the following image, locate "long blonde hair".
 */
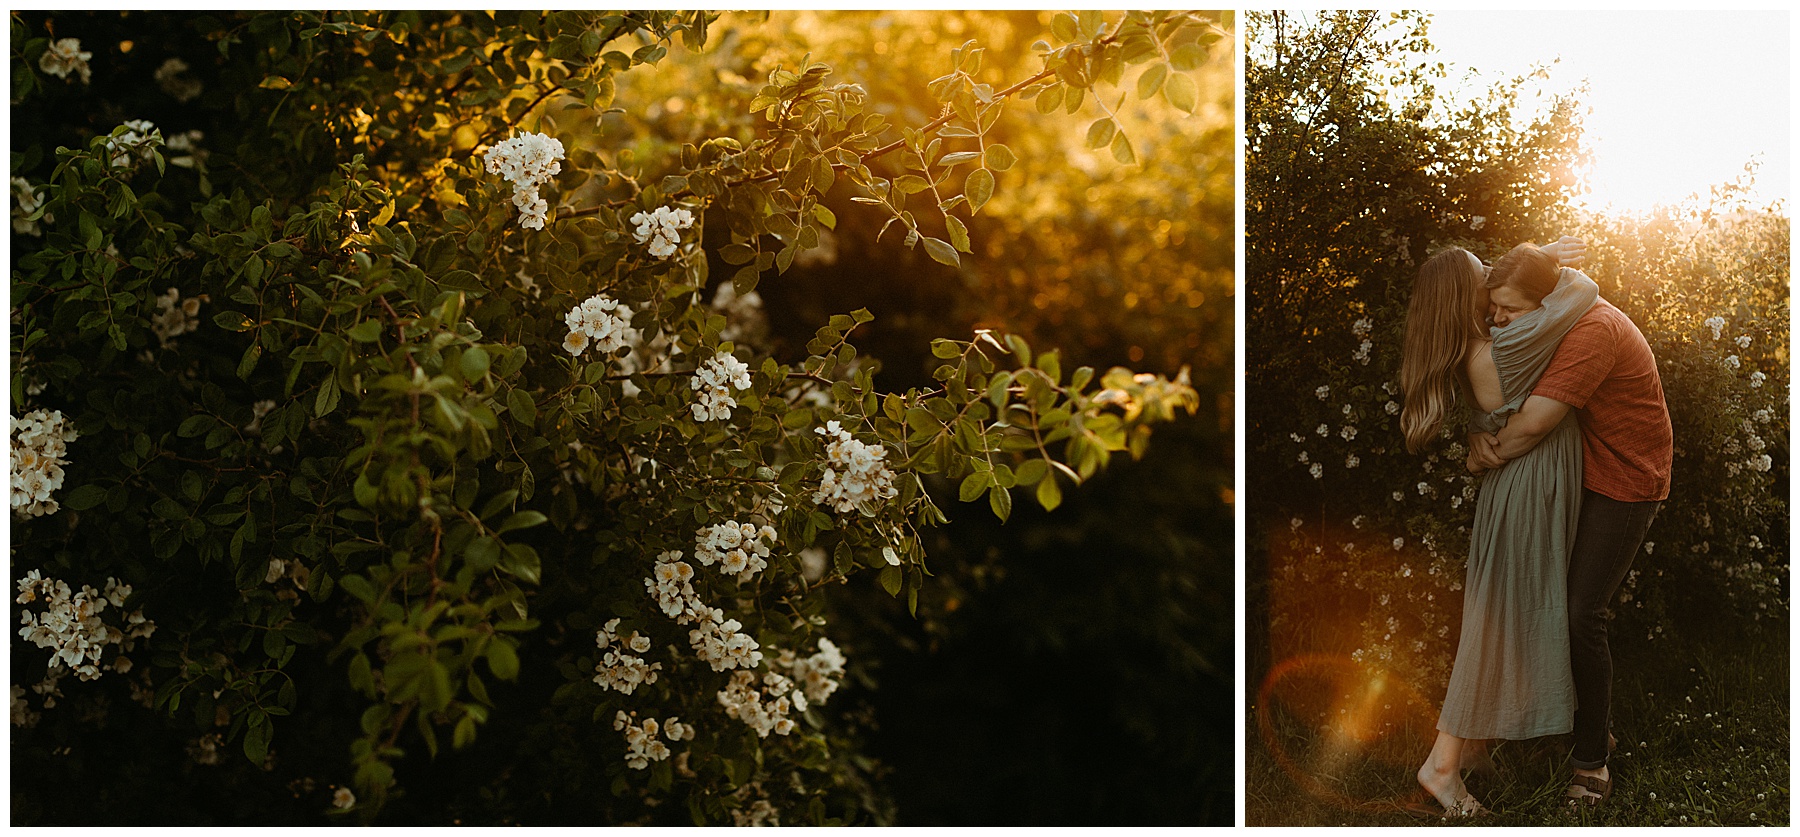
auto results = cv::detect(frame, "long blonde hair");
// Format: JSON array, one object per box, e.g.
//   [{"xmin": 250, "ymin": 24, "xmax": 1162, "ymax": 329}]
[{"xmin": 1399, "ymin": 248, "xmax": 1488, "ymax": 454}]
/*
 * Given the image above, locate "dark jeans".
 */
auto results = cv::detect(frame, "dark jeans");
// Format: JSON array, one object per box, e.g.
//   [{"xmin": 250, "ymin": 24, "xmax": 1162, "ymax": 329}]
[{"xmin": 1567, "ymin": 489, "xmax": 1660, "ymax": 770}]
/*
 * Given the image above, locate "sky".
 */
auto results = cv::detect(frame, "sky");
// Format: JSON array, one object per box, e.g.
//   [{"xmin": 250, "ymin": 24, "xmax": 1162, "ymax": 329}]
[{"xmin": 1423, "ymin": 11, "xmax": 1789, "ymax": 214}]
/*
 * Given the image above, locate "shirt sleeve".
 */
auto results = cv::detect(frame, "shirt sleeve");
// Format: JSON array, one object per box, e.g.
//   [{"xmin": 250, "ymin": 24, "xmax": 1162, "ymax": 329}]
[{"xmin": 1532, "ymin": 312, "xmax": 1614, "ymax": 408}]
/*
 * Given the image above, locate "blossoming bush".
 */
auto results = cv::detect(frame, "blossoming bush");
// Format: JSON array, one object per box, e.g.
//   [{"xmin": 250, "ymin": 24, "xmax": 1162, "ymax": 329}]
[
  {"xmin": 10, "ymin": 10, "xmax": 1213, "ymax": 825},
  {"xmin": 1247, "ymin": 11, "xmax": 1787, "ymax": 691}
]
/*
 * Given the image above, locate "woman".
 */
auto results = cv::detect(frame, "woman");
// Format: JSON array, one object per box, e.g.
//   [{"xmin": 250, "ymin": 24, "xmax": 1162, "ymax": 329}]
[{"xmin": 1397, "ymin": 244, "xmax": 1596, "ymax": 816}]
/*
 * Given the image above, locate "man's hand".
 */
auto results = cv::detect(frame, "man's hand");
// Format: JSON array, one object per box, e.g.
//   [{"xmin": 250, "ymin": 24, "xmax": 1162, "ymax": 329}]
[
  {"xmin": 1539, "ymin": 235, "xmax": 1587, "ymax": 268},
  {"xmin": 1466, "ymin": 432, "xmax": 1507, "ymax": 474}
]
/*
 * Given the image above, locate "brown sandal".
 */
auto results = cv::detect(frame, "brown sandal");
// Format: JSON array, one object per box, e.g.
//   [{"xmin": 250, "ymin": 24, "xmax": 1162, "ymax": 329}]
[{"xmin": 1566, "ymin": 773, "xmax": 1612, "ymax": 807}]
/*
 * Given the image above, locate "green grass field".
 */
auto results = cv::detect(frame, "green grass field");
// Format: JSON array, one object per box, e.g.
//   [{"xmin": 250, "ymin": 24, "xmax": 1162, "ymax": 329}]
[{"xmin": 1247, "ymin": 620, "xmax": 1790, "ymax": 826}]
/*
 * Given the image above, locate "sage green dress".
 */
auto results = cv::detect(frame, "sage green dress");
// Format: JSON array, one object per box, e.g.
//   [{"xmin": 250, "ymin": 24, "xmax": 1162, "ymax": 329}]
[{"xmin": 1436, "ymin": 268, "xmax": 1596, "ymax": 740}]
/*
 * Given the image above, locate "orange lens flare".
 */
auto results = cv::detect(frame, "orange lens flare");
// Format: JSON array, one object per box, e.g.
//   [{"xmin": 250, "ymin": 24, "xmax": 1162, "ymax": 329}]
[{"xmin": 1256, "ymin": 654, "xmax": 1440, "ymax": 812}]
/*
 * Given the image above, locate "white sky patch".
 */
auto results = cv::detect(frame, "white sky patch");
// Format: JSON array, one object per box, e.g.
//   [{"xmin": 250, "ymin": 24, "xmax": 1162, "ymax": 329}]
[{"xmin": 1425, "ymin": 10, "xmax": 1788, "ymax": 213}]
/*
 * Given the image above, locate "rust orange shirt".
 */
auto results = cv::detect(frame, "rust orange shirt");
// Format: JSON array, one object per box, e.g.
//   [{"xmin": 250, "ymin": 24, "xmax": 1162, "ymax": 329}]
[{"xmin": 1532, "ymin": 298, "xmax": 1673, "ymax": 502}]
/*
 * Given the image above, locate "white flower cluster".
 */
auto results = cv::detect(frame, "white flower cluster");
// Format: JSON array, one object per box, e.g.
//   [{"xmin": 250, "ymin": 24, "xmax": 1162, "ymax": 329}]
[
  {"xmin": 104, "ymin": 120, "xmax": 162, "ymax": 169},
  {"xmin": 811, "ymin": 421, "xmax": 898, "ymax": 514},
  {"xmin": 12, "ymin": 409, "xmax": 78, "ymax": 518},
  {"xmin": 690, "ymin": 352, "xmax": 752, "ymax": 422},
  {"xmin": 481, "ymin": 132, "xmax": 564, "ymax": 230},
  {"xmin": 629, "ymin": 205, "xmax": 694, "ymax": 259},
  {"xmin": 644, "ymin": 550, "xmax": 707, "ymax": 623},
  {"xmin": 11, "ymin": 684, "xmax": 39, "ymax": 728},
  {"xmin": 1315, "ymin": 385, "xmax": 1330, "ymax": 400},
  {"xmin": 689, "ymin": 606, "xmax": 764, "ymax": 672},
  {"xmin": 12, "ymin": 178, "xmax": 47, "ymax": 236},
  {"xmin": 151, "ymin": 287, "xmax": 206, "ymax": 345},
  {"xmin": 562, "ymin": 294, "xmax": 634, "ymax": 357},
  {"xmin": 613, "ymin": 710, "xmax": 693, "ymax": 770},
  {"xmin": 593, "ymin": 618, "xmax": 663, "ymax": 695},
  {"xmin": 1736, "ymin": 335, "xmax": 1753, "ymax": 349},
  {"xmin": 1724, "ymin": 355, "xmax": 1741, "ymax": 370},
  {"xmin": 780, "ymin": 637, "xmax": 847, "ymax": 707},
  {"xmin": 16, "ymin": 572, "xmax": 154, "ymax": 681},
  {"xmin": 39, "ymin": 38, "xmax": 92, "ymax": 84},
  {"xmin": 716, "ymin": 669, "xmax": 802, "ymax": 738},
  {"xmin": 332, "ymin": 787, "xmax": 356, "ymax": 810},
  {"xmin": 712, "ymin": 282, "xmax": 768, "ymax": 346},
  {"xmin": 154, "ymin": 57, "xmax": 202, "ymax": 103},
  {"xmin": 165, "ymin": 130, "xmax": 208, "ymax": 172},
  {"xmin": 1704, "ymin": 316, "xmax": 1726, "ymax": 340},
  {"xmin": 1351, "ymin": 340, "xmax": 1372, "ymax": 366},
  {"xmin": 1750, "ymin": 371, "xmax": 1765, "ymax": 388},
  {"xmin": 695, "ymin": 520, "xmax": 776, "ymax": 581}
]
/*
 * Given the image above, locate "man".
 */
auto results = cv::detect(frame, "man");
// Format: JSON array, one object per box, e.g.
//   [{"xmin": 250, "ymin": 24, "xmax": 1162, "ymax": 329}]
[{"xmin": 1467, "ymin": 241, "xmax": 1674, "ymax": 808}]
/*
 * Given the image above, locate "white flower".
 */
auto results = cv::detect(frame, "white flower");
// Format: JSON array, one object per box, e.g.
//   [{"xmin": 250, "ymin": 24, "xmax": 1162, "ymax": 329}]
[
  {"xmin": 12, "ymin": 409, "xmax": 78, "ymax": 519},
  {"xmin": 1342, "ymin": 404, "xmax": 1353, "ymax": 416},
  {"xmin": 694, "ymin": 520, "xmax": 776, "ymax": 581},
  {"xmin": 1704, "ymin": 316, "xmax": 1725, "ymax": 340},
  {"xmin": 154, "ymin": 57, "xmax": 202, "ymax": 103},
  {"xmin": 1750, "ymin": 371, "xmax": 1765, "ymax": 388},
  {"xmin": 333, "ymin": 787, "xmax": 356, "ymax": 809},
  {"xmin": 1753, "ymin": 409, "xmax": 1771, "ymax": 423},
  {"xmin": 1345, "ymin": 454, "xmax": 1360, "ymax": 468},
  {"xmin": 711, "ymin": 281, "xmax": 768, "ymax": 346},
  {"xmin": 689, "ymin": 607, "xmax": 764, "ymax": 672},
  {"xmin": 1392, "ymin": 537, "xmax": 1404, "ymax": 550},
  {"xmin": 1339, "ymin": 425, "xmax": 1357, "ymax": 441},
  {"xmin": 592, "ymin": 618, "xmax": 664, "ymax": 695},
  {"xmin": 1724, "ymin": 355, "xmax": 1741, "ymax": 370},
  {"xmin": 150, "ymin": 287, "xmax": 206, "ymax": 346},
  {"xmin": 812, "ymin": 420, "xmax": 898, "ymax": 514},
  {"xmin": 1308, "ymin": 463, "xmax": 1323, "ymax": 479},
  {"xmin": 1470, "ymin": 215, "xmax": 1486, "ymax": 230},
  {"xmin": 798, "ymin": 546, "xmax": 827, "ymax": 582},
  {"xmin": 783, "ymin": 637, "xmax": 848, "ymax": 706},
  {"xmin": 103, "ymin": 120, "xmax": 162, "ymax": 169},
  {"xmin": 613, "ymin": 710, "xmax": 678, "ymax": 769},
  {"xmin": 12, "ymin": 178, "xmax": 48, "ymax": 236},
  {"xmin": 1391, "ymin": 490, "xmax": 1404, "ymax": 501},
  {"xmin": 562, "ymin": 294, "xmax": 634, "ymax": 358},
  {"xmin": 1289, "ymin": 517, "xmax": 1303, "ymax": 531},
  {"xmin": 1384, "ymin": 400, "xmax": 1400, "ymax": 415},
  {"xmin": 629, "ymin": 205, "xmax": 696, "ymax": 260},
  {"xmin": 38, "ymin": 38, "xmax": 92, "ymax": 84},
  {"xmin": 1297, "ymin": 451, "xmax": 1308, "ymax": 463},
  {"xmin": 716, "ymin": 669, "xmax": 800, "ymax": 738},
  {"xmin": 1352, "ymin": 340, "xmax": 1373, "ymax": 365},
  {"xmin": 1352, "ymin": 317, "xmax": 1372, "ymax": 339},
  {"xmin": 1736, "ymin": 335, "xmax": 1752, "ymax": 349},
  {"xmin": 1416, "ymin": 481, "xmax": 1430, "ymax": 496},
  {"xmin": 689, "ymin": 352, "xmax": 752, "ymax": 422},
  {"xmin": 1315, "ymin": 385, "xmax": 1329, "ymax": 400},
  {"xmin": 1750, "ymin": 454, "xmax": 1772, "ymax": 472},
  {"xmin": 1315, "ymin": 424, "xmax": 1328, "ymax": 436},
  {"xmin": 482, "ymin": 132, "xmax": 565, "ymax": 230}
]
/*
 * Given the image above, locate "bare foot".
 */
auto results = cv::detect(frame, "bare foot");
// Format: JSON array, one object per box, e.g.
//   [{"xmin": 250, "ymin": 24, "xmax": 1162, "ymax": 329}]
[{"xmin": 1417, "ymin": 763, "xmax": 1484, "ymax": 817}]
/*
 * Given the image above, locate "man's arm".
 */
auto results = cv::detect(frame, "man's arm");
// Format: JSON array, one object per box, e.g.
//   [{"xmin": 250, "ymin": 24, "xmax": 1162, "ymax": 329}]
[{"xmin": 1498, "ymin": 395, "xmax": 1574, "ymax": 455}]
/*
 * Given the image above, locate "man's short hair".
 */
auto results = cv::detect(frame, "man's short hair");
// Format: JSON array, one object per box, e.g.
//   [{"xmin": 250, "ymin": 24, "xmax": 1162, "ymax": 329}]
[{"xmin": 1484, "ymin": 243, "xmax": 1559, "ymax": 303}]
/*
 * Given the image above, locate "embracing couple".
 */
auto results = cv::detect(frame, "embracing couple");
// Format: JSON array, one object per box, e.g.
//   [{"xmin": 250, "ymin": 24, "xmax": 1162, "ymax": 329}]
[{"xmin": 1398, "ymin": 238, "xmax": 1672, "ymax": 816}]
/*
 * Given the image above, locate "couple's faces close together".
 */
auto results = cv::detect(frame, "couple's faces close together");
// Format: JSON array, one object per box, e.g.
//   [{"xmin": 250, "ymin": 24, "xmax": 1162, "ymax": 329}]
[{"xmin": 1468, "ymin": 251, "xmax": 1539, "ymax": 328}]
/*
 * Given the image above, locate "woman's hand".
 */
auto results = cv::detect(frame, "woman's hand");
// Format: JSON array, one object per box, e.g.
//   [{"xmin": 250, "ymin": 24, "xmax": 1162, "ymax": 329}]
[
  {"xmin": 1539, "ymin": 235, "xmax": 1587, "ymax": 268},
  {"xmin": 1466, "ymin": 432, "xmax": 1505, "ymax": 474}
]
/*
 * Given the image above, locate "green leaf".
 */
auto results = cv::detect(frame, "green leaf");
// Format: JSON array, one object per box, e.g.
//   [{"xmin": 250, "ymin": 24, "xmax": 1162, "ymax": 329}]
[
  {"xmin": 213, "ymin": 310, "xmax": 255, "ymax": 332},
  {"xmin": 1014, "ymin": 458, "xmax": 1049, "ymax": 487},
  {"xmin": 988, "ymin": 483, "xmax": 1012, "ymax": 522},
  {"xmin": 494, "ymin": 510, "xmax": 547, "ymax": 534},
  {"xmin": 921, "ymin": 236, "xmax": 960, "ymax": 267},
  {"xmin": 486, "ymin": 638, "xmax": 520, "ymax": 680},
  {"xmin": 1165, "ymin": 72, "xmax": 1199, "ymax": 114},
  {"xmin": 1036, "ymin": 84, "xmax": 1065, "ymax": 114},
  {"xmin": 507, "ymin": 388, "xmax": 537, "ymax": 427},
  {"xmin": 959, "ymin": 471, "xmax": 991, "ymax": 502},
  {"xmin": 877, "ymin": 565, "xmax": 902, "ymax": 597},
  {"xmin": 339, "ymin": 574, "xmax": 377, "ymax": 604},
  {"xmin": 1110, "ymin": 131, "xmax": 1136, "ymax": 165},
  {"xmin": 347, "ymin": 319, "xmax": 383, "ymax": 343},
  {"xmin": 964, "ymin": 168, "xmax": 995, "ymax": 214},
  {"xmin": 502, "ymin": 544, "xmax": 542, "ymax": 584},
  {"xmin": 63, "ymin": 484, "xmax": 107, "ymax": 511},
  {"xmin": 314, "ymin": 375, "xmax": 341, "ymax": 418},
  {"xmin": 984, "ymin": 143, "xmax": 1017, "ymax": 172},
  {"xmin": 259, "ymin": 75, "xmax": 292, "ymax": 90},
  {"xmin": 1137, "ymin": 63, "xmax": 1169, "ymax": 99},
  {"xmin": 1036, "ymin": 471, "xmax": 1063, "ymax": 511},
  {"xmin": 243, "ymin": 716, "xmax": 273, "ymax": 764},
  {"xmin": 1086, "ymin": 119, "xmax": 1116, "ymax": 150},
  {"xmin": 1170, "ymin": 43, "xmax": 1205, "ymax": 72},
  {"xmin": 460, "ymin": 346, "xmax": 490, "ymax": 380},
  {"xmin": 945, "ymin": 215, "xmax": 971, "ymax": 253}
]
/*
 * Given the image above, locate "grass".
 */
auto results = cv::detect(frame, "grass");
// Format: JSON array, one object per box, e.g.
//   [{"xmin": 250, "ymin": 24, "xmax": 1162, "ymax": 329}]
[{"xmin": 1246, "ymin": 618, "xmax": 1790, "ymax": 826}]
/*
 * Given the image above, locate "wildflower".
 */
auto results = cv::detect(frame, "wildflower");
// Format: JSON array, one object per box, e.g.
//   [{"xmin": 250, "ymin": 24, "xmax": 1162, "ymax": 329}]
[
  {"xmin": 717, "ymin": 669, "xmax": 800, "ymax": 738},
  {"xmin": 1754, "ymin": 409, "xmax": 1771, "ymax": 423},
  {"xmin": 1289, "ymin": 432, "xmax": 1304, "ymax": 443},
  {"xmin": 482, "ymin": 132, "xmax": 564, "ymax": 230},
  {"xmin": 1352, "ymin": 340, "xmax": 1372, "ymax": 365},
  {"xmin": 1736, "ymin": 335, "xmax": 1752, "ymax": 348},
  {"xmin": 1470, "ymin": 215, "xmax": 1486, "ymax": 230},
  {"xmin": 103, "ymin": 120, "xmax": 162, "ymax": 169},
  {"xmin": 12, "ymin": 409, "xmax": 78, "ymax": 518},
  {"xmin": 593, "ymin": 618, "xmax": 663, "ymax": 694},
  {"xmin": 629, "ymin": 205, "xmax": 695, "ymax": 259},
  {"xmin": 1352, "ymin": 317, "xmax": 1372, "ymax": 339},
  {"xmin": 688, "ymin": 606, "xmax": 764, "ymax": 672},
  {"xmin": 153, "ymin": 57, "xmax": 202, "ymax": 103},
  {"xmin": 1297, "ymin": 451, "xmax": 1309, "ymax": 463},
  {"xmin": 38, "ymin": 38, "xmax": 92, "ymax": 84},
  {"xmin": 1703, "ymin": 316, "xmax": 1725, "ymax": 340},
  {"xmin": 694, "ymin": 520, "xmax": 776, "ymax": 581},
  {"xmin": 1384, "ymin": 400, "xmax": 1400, "ymax": 415},
  {"xmin": 333, "ymin": 787, "xmax": 356, "ymax": 809},
  {"xmin": 1345, "ymin": 454, "xmax": 1359, "ymax": 468},
  {"xmin": 12, "ymin": 178, "xmax": 47, "ymax": 236},
  {"xmin": 562, "ymin": 294, "xmax": 634, "ymax": 358},
  {"xmin": 1315, "ymin": 424, "xmax": 1328, "ymax": 437},
  {"xmin": 1750, "ymin": 371, "xmax": 1765, "ymax": 388},
  {"xmin": 644, "ymin": 551, "xmax": 707, "ymax": 624},
  {"xmin": 1724, "ymin": 355, "xmax": 1741, "ymax": 370},
  {"xmin": 782, "ymin": 637, "xmax": 847, "ymax": 705},
  {"xmin": 150, "ymin": 287, "xmax": 206, "ymax": 345},
  {"xmin": 1750, "ymin": 454, "xmax": 1772, "ymax": 472},
  {"xmin": 812, "ymin": 421, "xmax": 897, "ymax": 514},
  {"xmin": 613, "ymin": 711, "xmax": 677, "ymax": 769},
  {"xmin": 1393, "ymin": 537, "xmax": 1404, "ymax": 550},
  {"xmin": 1416, "ymin": 481, "xmax": 1430, "ymax": 495},
  {"xmin": 1315, "ymin": 385, "xmax": 1329, "ymax": 400},
  {"xmin": 689, "ymin": 352, "xmax": 752, "ymax": 422},
  {"xmin": 1339, "ymin": 425, "xmax": 1357, "ymax": 441},
  {"xmin": 1309, "ymin": 463, "xmax": 1323, "ymax": 479},
  {"xmin": 711, "ymin": 281, "xmax": 768, "ymax": 346}
]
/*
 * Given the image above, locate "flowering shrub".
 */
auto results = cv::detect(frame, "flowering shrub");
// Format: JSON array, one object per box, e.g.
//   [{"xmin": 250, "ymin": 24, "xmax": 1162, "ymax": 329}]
[
  {"xmin": 1248, "ymin": 12, "xmax": 1786, "ymax": 691},
  {"xmin": 10, "ymin": 10, "xmax": 1211, "ymax": 825}
]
